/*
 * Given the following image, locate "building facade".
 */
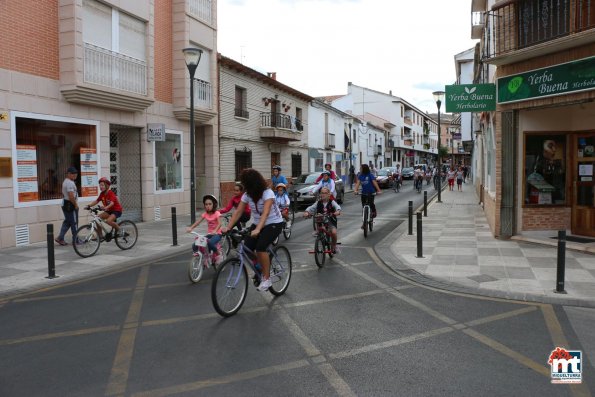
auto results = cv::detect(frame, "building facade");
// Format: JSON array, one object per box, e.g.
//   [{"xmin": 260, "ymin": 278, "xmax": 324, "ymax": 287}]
[
  {"xmin": 0, "ymin": 0, "xmax": 219, "ymax": 248},
  {"xmin": 218, "ymin": 55, "xmax": 311, "ymax": 203},
  {"xmin": 472, "ymin": 0, "xmax": 595, "ymax": 238}
]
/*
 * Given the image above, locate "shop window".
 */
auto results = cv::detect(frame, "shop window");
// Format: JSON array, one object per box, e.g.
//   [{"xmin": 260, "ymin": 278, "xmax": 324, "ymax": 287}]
[
  {"xmin": 524, "ymin": 134, "xmax": 566, "ymax": 205},
  {"xmin": 14, "ymin": 114, "xmax": 98, "ymax": 206},
  {"xmin": 154, "ymin": 131, "xmax": 183, "ymax": 192}
]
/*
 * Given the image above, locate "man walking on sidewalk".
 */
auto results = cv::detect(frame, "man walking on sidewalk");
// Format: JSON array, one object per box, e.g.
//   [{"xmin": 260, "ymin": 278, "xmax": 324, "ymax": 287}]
[{"xmin": 55, "ymin": 166, "xmax": 79, "ymax": 246}]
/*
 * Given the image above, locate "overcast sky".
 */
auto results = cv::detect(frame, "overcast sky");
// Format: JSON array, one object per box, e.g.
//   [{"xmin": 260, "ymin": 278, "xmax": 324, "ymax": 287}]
[{"xmin": 217, "ymin": 0, "xmax": 478, "ymax": 114}]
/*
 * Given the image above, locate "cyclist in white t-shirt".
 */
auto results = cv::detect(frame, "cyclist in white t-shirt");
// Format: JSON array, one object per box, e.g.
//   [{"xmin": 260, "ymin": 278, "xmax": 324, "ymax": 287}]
[{"xmin": 222, "ymin": 168, "xmax": 284, "ymax": 291}]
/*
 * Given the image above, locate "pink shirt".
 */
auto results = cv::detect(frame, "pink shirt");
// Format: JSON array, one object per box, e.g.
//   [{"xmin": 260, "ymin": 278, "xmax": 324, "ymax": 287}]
[{"xmin": 202, "ymin": 211, "xmax": 221, "ymax": 234}]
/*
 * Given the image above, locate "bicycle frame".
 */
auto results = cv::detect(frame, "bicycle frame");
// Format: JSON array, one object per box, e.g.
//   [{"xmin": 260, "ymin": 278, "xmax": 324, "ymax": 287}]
[{"xmin": 310, "ymin": 215, "xmax": 333, "ymax": 254}]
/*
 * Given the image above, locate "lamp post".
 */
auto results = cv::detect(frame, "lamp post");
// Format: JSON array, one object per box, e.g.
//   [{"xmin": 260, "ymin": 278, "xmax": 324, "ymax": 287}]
[
  {"xmin": 432, "ymin": 90, "xmax": 445, "ymax": 203},
  {"xmin": 183, "ymin": 47, "xmax": 203, "ymax": 224}
]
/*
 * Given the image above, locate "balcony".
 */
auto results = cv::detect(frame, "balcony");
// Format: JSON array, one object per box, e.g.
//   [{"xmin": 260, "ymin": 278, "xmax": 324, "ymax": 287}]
[
  {"xmin": 62, "ymin": 42, "xmax": 153, "ymax": 112},
  {"xmin": 404, "ymin": 116, "xmax": 413, "ymax": 126},
  {"xmin": 173, "ymin": 78, "xmax": 216, "ymax": 122},
  {"xmin": 325, "ymin": 133, "xmax": 336, "ymax": 149},
  {"xmin": 188, "ymin": 0, "xmax": 212, "ymax": 25},
  {"xmin": 481, "ymin": 0, "xmax": 595, "ymax": 65},
  {"xmin": 259, "ymin": 112, "xmax": 302, "ymax": 142}
]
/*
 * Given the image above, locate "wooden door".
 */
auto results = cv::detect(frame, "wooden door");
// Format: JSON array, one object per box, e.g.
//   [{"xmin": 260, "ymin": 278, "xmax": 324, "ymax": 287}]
[{"xmin": 571, "ymin": 133, "xmax": 595, "ymax": 236}]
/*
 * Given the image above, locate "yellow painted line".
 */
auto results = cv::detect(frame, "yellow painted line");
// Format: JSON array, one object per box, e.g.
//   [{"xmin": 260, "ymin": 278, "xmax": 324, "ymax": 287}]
[
  {"xmin": 329, "ymin": 326, "xmax": 454, "ymax": 360},
  {"xmin": 141, "ymin": 312, "xmax": 222, "ymax": 327},
  {"xmin": 0, "ymin": 325, "xmax": 120, "ymax": 346},
  {"xmin": 318, "ymin": 363, "xmax": 357, "ymax": 397},
  {"xmin": 12, "ymin": 288, "xmax": 133, "ymax": 303},
  {"xmin": 105, "ymin": 266, "xmax": 150, "ymax": 396},
  {"xmin": 465, "ymin": 306, "xmax": 537, "ymax": 327},
  {"xmin": 132, "ymin": 359, "xmax": 310, "ymax": 397},
  {"xmin": 462, "ymin": 328, "xmax": 549, "ymax": 377}
]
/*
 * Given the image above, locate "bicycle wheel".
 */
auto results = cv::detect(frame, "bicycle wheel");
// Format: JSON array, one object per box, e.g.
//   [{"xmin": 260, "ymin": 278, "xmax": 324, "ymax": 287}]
[
  {"xmin": 188, "ymin": 253, "xmax": 204, "ymax": 283},
  {"xmin": 73, "ymin": 224, "xmax": 100, "ymax": 258},
  {"xmin": 115, "ymin": 220, "xmax": 138, "ymax": 250},
  {"xmin": 220, "ymin": 234, "xmax": 232, "ymax": 258},
  {"xmin": 268, "ymin": 246, "xmax": 292, "ymax": 296},
  {"xmin": 363, "ymin": 207, "xmax": 369, "ymax": 238},
  {"xmin": 314, "ymin": 236, "xmax": 326, "ymax": 268},
  {"xmin": 211, "ymin": 258, "xmax": 248, "ymax": 317},
  {"xmin": 369, "ymin": 217, "xmax": 374, "ymax": 232},
  {"xmin": 326, "ymin": 239, "xmax": 334, "ymax": 259}
]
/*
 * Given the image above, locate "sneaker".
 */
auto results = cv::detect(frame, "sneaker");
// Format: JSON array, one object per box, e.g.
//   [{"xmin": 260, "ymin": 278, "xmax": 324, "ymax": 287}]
[
  {"xmin": 54, "ymin": 238, "xmax": 68, "ymax": 246},
  {"xmin": 257, "ymin": 278, "xmax": 272, "ymax": 292}
]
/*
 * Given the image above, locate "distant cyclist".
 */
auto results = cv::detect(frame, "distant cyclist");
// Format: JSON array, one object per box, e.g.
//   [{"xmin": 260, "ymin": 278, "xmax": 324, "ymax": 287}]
[
  {"xmin": 315, "ymin": 163, "xmax": 337, "ymax": 183},
  {"xmin": 314, "ymin": 170, "xmax": 336, "ymax": 198},
  {"xmin": 354, "ymin": 164, "xmax": 382, "ymax": 218},
  {"xmin": 271, "ymin": 165, "xmax": 288, "ymax": 189},
  {"xmin": 219, "ymin": 183, "xmax": 251, "ymax": 229},
  {"xmin": 303, "ymin": 186, "xmax": 341, "ymax": 254}
]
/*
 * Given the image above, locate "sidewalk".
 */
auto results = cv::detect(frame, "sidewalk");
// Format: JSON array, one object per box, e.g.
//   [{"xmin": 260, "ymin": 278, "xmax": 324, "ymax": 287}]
[{"xmin": 377, "ymin": 183, "xmax": 595, "ymax": 308}]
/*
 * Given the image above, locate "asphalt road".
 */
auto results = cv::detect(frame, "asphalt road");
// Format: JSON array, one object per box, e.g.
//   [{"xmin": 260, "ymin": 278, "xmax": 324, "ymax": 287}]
[{"xmin": 0, "ymin": 181, "xmax": 593, "ymax": 396}]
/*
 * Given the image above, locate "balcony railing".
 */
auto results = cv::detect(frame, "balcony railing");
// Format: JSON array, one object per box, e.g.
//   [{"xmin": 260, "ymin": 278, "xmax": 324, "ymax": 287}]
[
  {"xmin": 482, "ymin": 0, "xmax": 595, "ymax": 60},
  {"xmin": 193, "ymin": 78, "xmax": 212, "ymax": 109},
  {"xmin": 84, "ymin": 42, "xmax": 147, "ymax": 95},
  {"xmin": 235, "ymin": 108, "xmax": 249, "ymax": 118},
  {"xmin": 188, "ymin": 0, "xmax": 212, "ymax": 24},
  {"xmin": 261, "ymin": 112, "xmax": 294, "ymax": 130}
]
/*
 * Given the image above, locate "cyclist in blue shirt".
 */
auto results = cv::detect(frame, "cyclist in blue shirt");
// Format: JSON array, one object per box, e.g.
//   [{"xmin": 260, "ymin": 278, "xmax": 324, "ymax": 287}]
[
  {"xmin": 354, "ymin": 164, "xmax": 382, "ymax": 218},
  {"xmin": 271, "ymin": 165, "xmax": 288, "ymax": 188}
]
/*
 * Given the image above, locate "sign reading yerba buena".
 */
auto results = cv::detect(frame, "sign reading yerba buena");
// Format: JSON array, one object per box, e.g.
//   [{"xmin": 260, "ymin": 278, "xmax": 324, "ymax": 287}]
[
  {"xmin": 445, "ymin": 84, "xmax": 496, "ymax": 112},
  {"xmin": 498, "ymin": 56, "xmax": 595, "ymax": 104}
]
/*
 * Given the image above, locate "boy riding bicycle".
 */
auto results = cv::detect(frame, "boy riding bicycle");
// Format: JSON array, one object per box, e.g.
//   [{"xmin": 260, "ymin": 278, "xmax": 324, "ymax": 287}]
[
  {"xmin": 84, "ymin": 177, "xmax": 122, "ymax": 239},
  {"xmin": 303, "ymin": 187, "xmax": 341, "ymax": 254}
]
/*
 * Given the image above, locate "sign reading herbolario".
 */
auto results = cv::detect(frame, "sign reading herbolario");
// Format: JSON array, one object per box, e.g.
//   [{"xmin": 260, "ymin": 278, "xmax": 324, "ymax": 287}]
[
  {"xmin": 445, "ymin": 84, "xmax": 496, "ymax": 112},
  {"xmin": 498, "ymin": 56, "xmax": 595, "ymax": 104}
]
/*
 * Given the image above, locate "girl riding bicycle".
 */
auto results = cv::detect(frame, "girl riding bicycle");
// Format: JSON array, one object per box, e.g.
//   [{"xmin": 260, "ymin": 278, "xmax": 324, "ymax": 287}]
[
  {"xmin": 275, "ymin": 183, "xmax": 291, "ymax": 226},
  {"xmin": 303, "ymin": 186, "xmax": 341, "ymax": 254},
  {"xmin": 84, "ymin": 177, "xmax": 122, "ymax": 239},
  {"xmin": 186, "ymin": 195, "xmax": 224, "ymax": 265},
  {"xmin": 221, "ymin": 168, "xmax": 284, "ymax": 292},
  {"xmin": 354, "ymin": 164, "xmax": 382, "ymax": 218},
  {"xmin": 219, "ymin": 183, "xmax": 251, "ymax": 229}
]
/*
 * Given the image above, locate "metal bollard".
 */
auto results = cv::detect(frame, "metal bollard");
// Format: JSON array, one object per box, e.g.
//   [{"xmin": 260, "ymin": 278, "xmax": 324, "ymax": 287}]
[
  {"xmin": 171, "ymin": 207, "xmax": 178, "ymax": 247},
  {"xmin": 46, "ymin": 224, "xmax": 58, "ymax": 279},
  {"xmin": 416, "ymin": 212, "xmax": 424, "ymax": 258},
  {"xmin": 555, "ymin": 230, "xmax": 566, "ymax": 294},
  {"xmin": 408, "ymin": 201, "xmax": 413, "ymax": 236},
  {"xmin": 423, "ymin": 191, "xmax": 428, "ymax": 217}
]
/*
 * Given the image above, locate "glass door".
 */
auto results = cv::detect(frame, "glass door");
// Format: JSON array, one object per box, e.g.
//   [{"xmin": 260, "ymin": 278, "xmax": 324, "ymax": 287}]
[{"xmin": 572, "ymin": 134, "xmax": 595, "ymax": 236}]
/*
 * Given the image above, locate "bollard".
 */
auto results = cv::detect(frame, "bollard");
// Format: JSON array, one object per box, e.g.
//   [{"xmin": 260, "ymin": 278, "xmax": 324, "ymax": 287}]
[
  {"xmin": 416, "ymin": 212, "xmax": 424, "ymax": 258},
  {"xmin": 555, "ymin": 230, "xmax": 566, "ymax": 294},
  {"xmin": 171, "ymin": 207, "xmax": 178, "ymax": 247},
  {"xmin": 46, "ymin": 224, "xmax": 58, "ymax": 279},
  {"xmin": 423, "ymin": 191, "xmax": 428, "ymax": 217},
  {"xmin": 408, "ymin": 201, "xmax": 413, "ymax": 235}
]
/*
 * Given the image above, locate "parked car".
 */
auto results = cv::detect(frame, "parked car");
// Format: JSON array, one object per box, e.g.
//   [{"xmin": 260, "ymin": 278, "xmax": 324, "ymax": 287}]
[
  {"xmin": 401, "ymin": 167, "xmax": 415, "ymax": 179},
  {"xmin": 375, "ymin": 169, "xmax": 392, "ymax": 189},
  {"xmin": 293, "ymin": 172, "xmax": 345, "ymax": 205}
]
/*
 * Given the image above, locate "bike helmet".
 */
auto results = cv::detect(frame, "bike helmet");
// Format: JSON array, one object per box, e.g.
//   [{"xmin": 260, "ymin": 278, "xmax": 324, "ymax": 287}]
[
  {"xmin": 275, "ymin": 183, "xmax": 287, "ymax": 189},
  {"xmin": 321, "ymin": 170, "xmax": 331, "ymax": 176},
  {"xmin": 98, "ymin": 177, "xmax": 111, "ymax": 185},
  {"xmin": 202, "ymin": 194, "xmax": 218, "ymax": 209},
  {"xmin": 272, "ymin": 165, "xmax": 282, "ymax": 171}
]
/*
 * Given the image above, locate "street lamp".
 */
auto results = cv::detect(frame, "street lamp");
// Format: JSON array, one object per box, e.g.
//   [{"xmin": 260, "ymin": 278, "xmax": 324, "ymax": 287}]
[
  {"xmin": 183, "ymin": 47, "xmax": 203, "ymax": 224},
  {"xmin": 432, "ymin": 90, "xmax": 445, "ymax": 203}
]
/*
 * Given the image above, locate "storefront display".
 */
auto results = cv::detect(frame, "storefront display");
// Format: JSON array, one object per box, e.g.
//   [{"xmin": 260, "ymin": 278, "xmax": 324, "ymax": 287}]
[{"xmin": 524, "ymin": 134, "xmax": 566, "ymax": 205}]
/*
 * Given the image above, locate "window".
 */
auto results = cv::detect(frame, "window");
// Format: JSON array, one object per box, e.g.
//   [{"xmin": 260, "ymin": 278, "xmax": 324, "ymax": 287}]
[
  {"xmin": 524, "ymin": 134, "xmax": 566, "ymax": 205},
  {"xmin": 234, "ymin": 86, "xmax": 248, "ymax": 118},
  {"xmin": 154, "ymin": 131, "xmax": 183, "ymax": 192},
  {"xmin": 295, "ymin": 107, "xmax": 303, "ymax": 131},
  {"xmin": 291, "ymin": 154, "xmax": 302, "ymax": 178},
  {"xmin": 13, "ymin": 113, "xmax": 98, "ymax": 206},
  {"xmin": 314, "ymin": 153, "xmax": 323, "ymax": 171},
  {"xmin": 235, "ymin": 149, "xmax": 252, "ymax": 181}
]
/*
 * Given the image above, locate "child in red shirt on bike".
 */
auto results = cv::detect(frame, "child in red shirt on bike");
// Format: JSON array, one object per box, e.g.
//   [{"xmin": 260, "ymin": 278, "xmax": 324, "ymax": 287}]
[
  {"xmin": 84, "ymin": 177, "xmax": 123, "ymax": 239},
  {"xmin": 219, "ymin": 183, "xmax": 251, "ymax": 228}
]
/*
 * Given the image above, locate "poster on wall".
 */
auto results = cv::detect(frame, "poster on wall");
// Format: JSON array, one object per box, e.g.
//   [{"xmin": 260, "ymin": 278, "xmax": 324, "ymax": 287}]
[
  {"xmin": 80, "ymin": 148, "xmax": 98, "ymax": 197},
  {"xmin": 16, "ymin": 144, "xmax": 39, "ymax": 202}
]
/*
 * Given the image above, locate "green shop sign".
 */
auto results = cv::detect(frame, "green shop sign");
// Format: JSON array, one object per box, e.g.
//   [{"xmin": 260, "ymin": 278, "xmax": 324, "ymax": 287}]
[
  {"xmin": 445, "ymin": 84, "xmax": 496, "ymax": 112},
  {"xmin": 498, "ymin": 56, "xmax": 595, "ymax": 104}
]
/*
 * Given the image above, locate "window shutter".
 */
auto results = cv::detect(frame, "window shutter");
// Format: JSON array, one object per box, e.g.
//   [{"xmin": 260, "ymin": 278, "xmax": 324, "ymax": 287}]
[
  {"xmin": 119, "ymin": 12, "xmax": 146, "ymax": 60},
  {"xmin": 82, "ymin": 0, "xmax": 112, "ymax": 49}
]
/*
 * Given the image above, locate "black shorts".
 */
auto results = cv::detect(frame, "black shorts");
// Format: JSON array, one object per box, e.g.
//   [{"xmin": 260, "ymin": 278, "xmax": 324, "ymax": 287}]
[
  {"xmin": 106, "ymin": 211, "xmax": 122, "ymax": 219},
  {"xmin": 244, "ymin": 222, "xmax": 283, "ymax": 252}
]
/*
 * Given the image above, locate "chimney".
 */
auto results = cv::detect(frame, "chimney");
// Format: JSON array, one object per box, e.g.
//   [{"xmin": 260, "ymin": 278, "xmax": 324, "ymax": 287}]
[{"xmin": 267, "ymin": 72, "xmax": 277, "ymax": 80}]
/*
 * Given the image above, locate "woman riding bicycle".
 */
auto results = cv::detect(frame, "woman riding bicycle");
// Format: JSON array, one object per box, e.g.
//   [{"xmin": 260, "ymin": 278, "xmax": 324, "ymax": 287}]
[
  {"xmin": 303, "ymin": 186, "xmax": 341, "ymax": 254},
  {"xmin": 84, "ymin": 177, "xmax": 122, "ymax": 239},
  {"xmin": 354, "ymin": 164, "xmax": 382, "ymax": 218},
  {"xmin": 221, "ymin": 168, "xmax": 284, "ymax": 292}
]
